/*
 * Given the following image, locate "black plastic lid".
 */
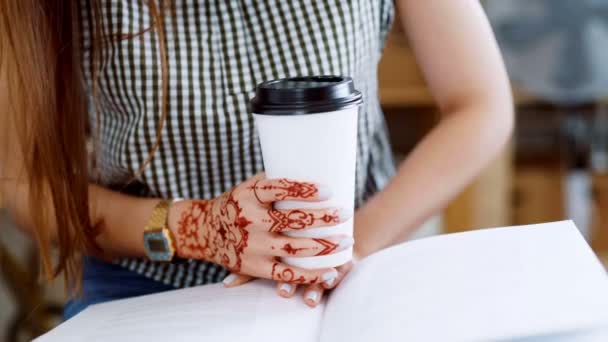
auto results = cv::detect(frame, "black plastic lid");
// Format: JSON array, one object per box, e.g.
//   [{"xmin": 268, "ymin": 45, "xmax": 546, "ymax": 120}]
[{"xmin": 250, "ymin": 76, "xmax": 363, "ymax": 115}]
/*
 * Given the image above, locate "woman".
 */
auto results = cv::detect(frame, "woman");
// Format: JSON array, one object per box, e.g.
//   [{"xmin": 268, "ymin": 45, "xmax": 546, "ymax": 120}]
[{"xmin": 0, "ymin": 0, "xmax": 513, "ymax": 319}]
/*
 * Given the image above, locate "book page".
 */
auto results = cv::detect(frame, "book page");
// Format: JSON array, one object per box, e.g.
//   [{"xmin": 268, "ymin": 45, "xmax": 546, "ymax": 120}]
[
  {"xmin": 37, "ymin": 280, "xmax": 324, "ymax": 342},
  {"xmin": 320, "ymin": 221, "xmax": 608, "ymax": 342}
]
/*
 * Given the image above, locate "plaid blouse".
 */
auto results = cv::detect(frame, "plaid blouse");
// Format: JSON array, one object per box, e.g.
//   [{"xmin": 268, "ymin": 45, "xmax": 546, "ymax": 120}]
[{"xmin": 78, "ymin": 0, "xmax": 396, "ymax": 288}]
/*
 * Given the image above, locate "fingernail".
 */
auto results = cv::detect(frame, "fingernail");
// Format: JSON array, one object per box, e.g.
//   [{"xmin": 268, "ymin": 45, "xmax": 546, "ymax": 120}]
[
  {"xmin": 321, "ymin": 271, "xmax": 338, "ymax": 286},
  {"xmin": 338, "ymin": 207, "xmax": 354, "ymax": 221},
  {"xmin": 279, "ymin": 283, "xmax": 292, "ymax": 295},
  {"xmin": 322, "ymin": 270, "xmax": 338, "ymax": 282},
  {"xmin": 338, "ymin": 236, "xmax": 355, "ymax": 250},
  {"xmin": 222, "ymin": 274, "xmax": 237, "ymax": 286},
  {"xmin": 306, "ymin": 291, "xmax": 319, "ymax": 303},
  {"xmin": 316, "ymin": 184, "xmax": 332, "ymax": 200}
]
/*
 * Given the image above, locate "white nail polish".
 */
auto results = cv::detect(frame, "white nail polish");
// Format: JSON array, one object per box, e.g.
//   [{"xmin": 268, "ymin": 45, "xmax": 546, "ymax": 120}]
[
  {"xmin": 324, "ymin": 277, "xmax": 335, "ymax": 287},
  {"xmin": 222, "ymin": 274, "xmax": 237, "ymax": 286},
  {"xmin": 322, "ymin": 270, "xmax": 338, "ymax": 282},
  {"xmin": 338, "ymin": 207, "xmax": 354, "ymax": 221},
  {"xmin": 306, "ymin": 291, "xmax": 319, "ymax": 303},
  {"xmin": 279, "ymin": 283, "xmax": 292, "ymax": 294},
  {"xmin": 338, "ymin": 236, "xmax": 355, "ymax": 250},
  {"xmin": 316, "ymin": 184, "xmax": 332, "ymax": 200}
]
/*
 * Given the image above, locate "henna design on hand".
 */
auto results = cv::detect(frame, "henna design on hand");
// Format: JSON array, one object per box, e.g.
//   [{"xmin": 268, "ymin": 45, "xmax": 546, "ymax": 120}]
[
  {"xmin": 250, "ymin": 178, "xmax": 318, "ymax": 203},
  {"xmin": 175, "ymin": 192, "xmax": 252, "ymax": 272},
  {"xmin": 279, "ymin": 239, "xmax": 339, "ymax": 256},
  {"xmin": 281, "ymin": 243, "xmax": 308, "ymax": 255},
  {"xmin": 271, "ymin": 262, "xmax": 312, "ymax": 284},
  {"xmin": 265, "ymin": 209, "xmax": 339, "ymax": 233},
  {"xmin": 272, "ymin": 179, "xmax": 318, "ymax": 200},
  {"xmin": 312, "ymin": 238, "xmax": 339, "ymax": 256},
  {"xmin": 173, "ymin": 177, "xmax": 338, "ymax": 278}
]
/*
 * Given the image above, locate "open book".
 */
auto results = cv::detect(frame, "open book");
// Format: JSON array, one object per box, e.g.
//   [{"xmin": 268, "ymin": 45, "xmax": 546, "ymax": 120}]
[{"xmin": 38, "ymin": 221, "xmax": 608, "ymax": 342}]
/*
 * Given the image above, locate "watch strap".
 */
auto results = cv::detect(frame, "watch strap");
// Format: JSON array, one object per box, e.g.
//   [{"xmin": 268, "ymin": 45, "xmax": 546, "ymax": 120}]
[{"xmin": 145, "ymin": 199, "xmax": 172, "ymax": 232}]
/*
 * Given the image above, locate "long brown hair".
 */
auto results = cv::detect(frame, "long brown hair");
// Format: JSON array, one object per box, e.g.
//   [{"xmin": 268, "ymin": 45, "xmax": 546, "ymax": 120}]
[{"xmin": 0, "ymin": 0, "xmax": 168, "ymax": 289}]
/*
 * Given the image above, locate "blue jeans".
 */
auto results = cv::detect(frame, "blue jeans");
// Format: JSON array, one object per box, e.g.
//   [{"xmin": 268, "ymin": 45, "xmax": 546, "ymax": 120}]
[{"xmin": 63, "ymin": 257, "xmax": 174, "ymax": 320}]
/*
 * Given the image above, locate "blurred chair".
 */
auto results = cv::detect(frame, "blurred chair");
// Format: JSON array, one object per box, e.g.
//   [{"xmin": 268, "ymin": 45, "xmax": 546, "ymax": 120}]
[{"xmin": 0, "ymin": 219, "xmax": 62, "ymax": 341}]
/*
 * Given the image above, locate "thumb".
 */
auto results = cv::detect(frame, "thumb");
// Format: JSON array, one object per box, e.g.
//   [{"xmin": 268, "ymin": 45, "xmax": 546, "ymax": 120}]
[{"xmin": 222, "ymin": 273, "xmax": 255, "ymax": 288}]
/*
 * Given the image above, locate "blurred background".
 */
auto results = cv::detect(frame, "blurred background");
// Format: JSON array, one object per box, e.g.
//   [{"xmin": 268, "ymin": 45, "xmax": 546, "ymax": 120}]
[
  {"xmin": 2, "ymin": 0, "xmax": 608, "ymax": 340},
  {"xmin": 384, "ymin": 0, "xmax": 608, "ymax": 258}
]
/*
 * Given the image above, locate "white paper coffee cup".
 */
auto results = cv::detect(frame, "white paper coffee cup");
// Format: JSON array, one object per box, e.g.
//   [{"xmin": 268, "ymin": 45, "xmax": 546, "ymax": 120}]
[{"xmin": 251, "ymin": 76, "xmax": 362, "ymax": 269}]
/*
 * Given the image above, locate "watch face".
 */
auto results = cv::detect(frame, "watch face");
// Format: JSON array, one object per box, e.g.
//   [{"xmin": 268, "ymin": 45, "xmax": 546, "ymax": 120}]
[
  {"xmin": 147, "ymin": 238, "xmax": 167, "ymax": 253},
  {"xmin": 144, "ymin": 230, "xmax": 174, "ymax": 262}
]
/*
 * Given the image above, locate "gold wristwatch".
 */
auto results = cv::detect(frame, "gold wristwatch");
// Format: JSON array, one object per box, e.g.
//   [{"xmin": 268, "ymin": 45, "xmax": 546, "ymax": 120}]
[{"xmin": 143, "ymin": 199, "xmax": 178, "ymax": 262}]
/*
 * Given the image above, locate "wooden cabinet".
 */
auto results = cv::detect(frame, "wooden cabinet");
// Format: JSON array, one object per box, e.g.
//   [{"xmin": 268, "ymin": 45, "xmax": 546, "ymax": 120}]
[
  {"xmin": 512, "ymin": 166, "xmax": 565, "ymax": 225},
  {"xmin": 378, "ymin": 29, "xmax": 433, "ymax": 107},
  {"xmin": 591, "ymin": 174, "xmax": 608, "ymax": 256}
]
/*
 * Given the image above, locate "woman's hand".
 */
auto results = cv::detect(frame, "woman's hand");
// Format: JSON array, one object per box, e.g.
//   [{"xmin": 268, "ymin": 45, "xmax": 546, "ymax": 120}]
[
  {"xmin": 224, "ymin": 260, "xmax": 354, "ymax": 308},
  {"xmin": 168, "ymin": 174, "xmax": 354, "ymax": 287},
  {"xmin": 275, "ymin": 260, "xmax": 354, "ymax": 307}
]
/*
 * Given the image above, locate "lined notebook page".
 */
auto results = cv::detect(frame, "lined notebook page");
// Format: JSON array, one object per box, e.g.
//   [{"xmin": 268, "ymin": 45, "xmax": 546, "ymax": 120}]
[
  {"xmin": 320, "ymin": 221, "xmax": 608, "ymax": 342},
  {"xmin": 38, "ymin": 280, "xmax": 323, "ymax": 342}
]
